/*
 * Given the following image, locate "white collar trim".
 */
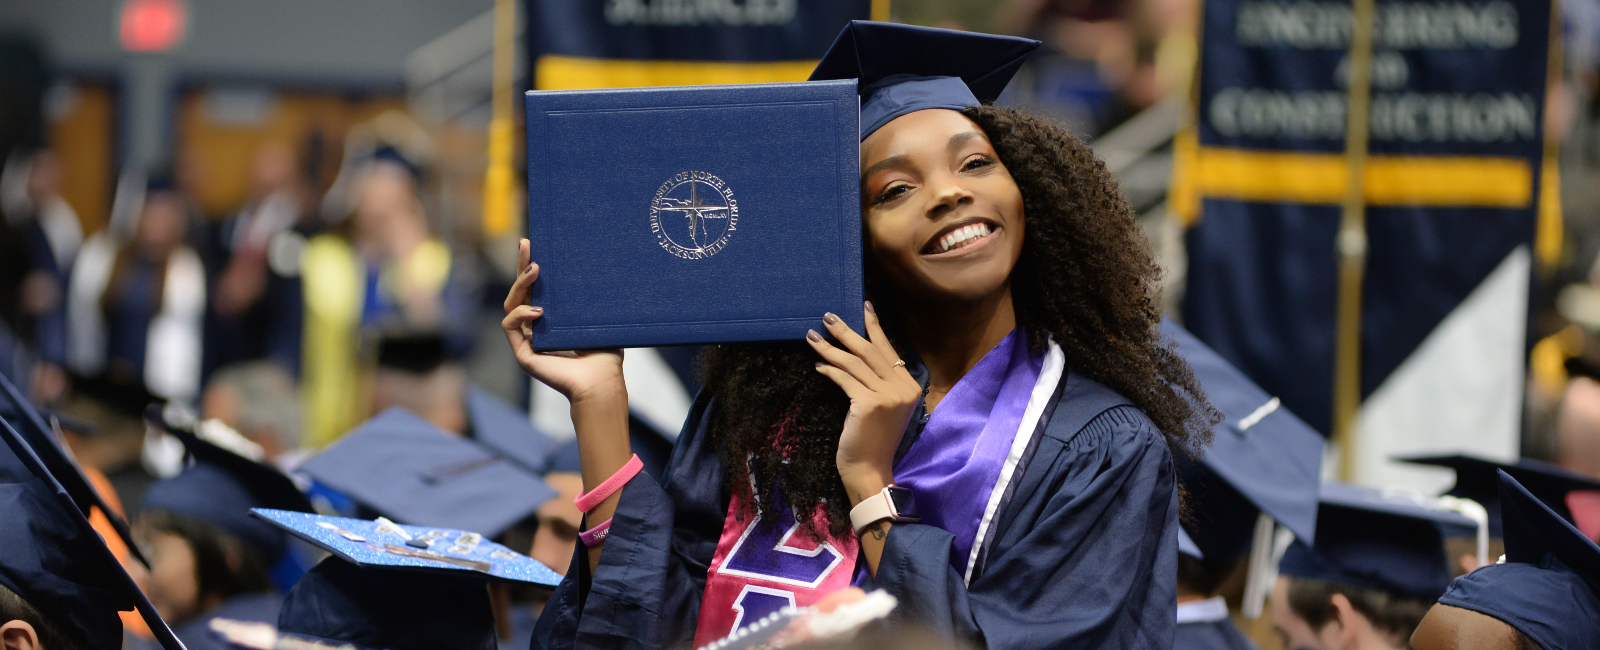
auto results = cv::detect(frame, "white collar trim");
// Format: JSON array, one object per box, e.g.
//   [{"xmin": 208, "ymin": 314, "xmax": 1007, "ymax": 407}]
[{"xmin": 1176, "ymin": 596, "xmax": 1231, "ymax": 624}]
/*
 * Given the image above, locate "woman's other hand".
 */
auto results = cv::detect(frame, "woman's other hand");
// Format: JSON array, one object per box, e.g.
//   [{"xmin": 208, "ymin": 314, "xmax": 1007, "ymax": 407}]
[
  {"xmin": 809, "ymin": 302, "xmax": 920, "ymax": 502},
  {"xmin": 502, "ymin": 238, "xmax": 624, "ymax": 403}
]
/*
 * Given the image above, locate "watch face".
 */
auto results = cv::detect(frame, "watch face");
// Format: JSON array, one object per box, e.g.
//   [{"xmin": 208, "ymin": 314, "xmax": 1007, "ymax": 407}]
[{"xmin": 887, "ymin": 487, "xmax": 919, "ymax": 519}]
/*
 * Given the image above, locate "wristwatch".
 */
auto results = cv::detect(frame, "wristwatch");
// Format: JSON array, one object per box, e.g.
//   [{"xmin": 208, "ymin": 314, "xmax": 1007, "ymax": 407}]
[{"xmin": 850, "ymin": 484, "xmax": 920, "ymax": 535}]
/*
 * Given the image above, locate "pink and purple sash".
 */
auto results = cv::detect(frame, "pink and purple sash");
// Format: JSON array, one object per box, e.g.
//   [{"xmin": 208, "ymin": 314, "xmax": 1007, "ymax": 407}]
[{"xmin": 693, "ymin": 329, "xmax": 1065, "ymax": 642}]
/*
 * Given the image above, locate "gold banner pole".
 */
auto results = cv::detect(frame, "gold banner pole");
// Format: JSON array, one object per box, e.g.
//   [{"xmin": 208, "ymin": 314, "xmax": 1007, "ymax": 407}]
[
  {"xmin": 483, "ymin": 0, "xmax": 516, "ymax": 237},
  {"xmin": 1334, "ymin": 0, "xmax": 1376, "ymax": 481}
]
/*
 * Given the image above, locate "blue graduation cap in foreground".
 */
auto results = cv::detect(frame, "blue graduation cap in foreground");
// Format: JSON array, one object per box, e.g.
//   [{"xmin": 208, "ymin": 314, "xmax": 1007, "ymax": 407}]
[
  {"xmin": 1280, "ymin": 483, "xmax": 1476, "ymax": 600},
  {"xmin": 0, "ymin": 417, "xmax": 183, "ymax": 649},
  {"xmin": 0, "ymin": 372, "xmax": 147, "ymax": 566},
  {"xmin": 809, "ymin": 21, "xmax": 1040, "ymax": 139},
  {"xmin": 257, "ymin": 509, "xmax": 562, "ymax": 650},
  {"xmin": 298, "ymin": 407, "xmax": 556, "ymax": 537},
  {"xmin": 1395, "ymin": 453, "xmax": 1600, "ymax": 538},
  {"xmin": 1436, "ymin": 471, "xmax": 1600, "ymax": 650},
  {"xmin": 1164, "ymin": 320, "xmax": 1323, "ymax": 563},
  {"xmin": 143, "ymin": 406, "xmax": 315, "ymax": 564}
]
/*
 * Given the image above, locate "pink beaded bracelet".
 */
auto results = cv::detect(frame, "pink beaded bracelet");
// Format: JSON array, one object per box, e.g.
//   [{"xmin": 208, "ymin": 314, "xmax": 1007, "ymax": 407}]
[
  {"xmin": 573, "ymin": 454, "xmax": 643, "ymax": 513},
  {"xmin": 579, "ymin": 517, "xmax": 613, "ymax": 547}
]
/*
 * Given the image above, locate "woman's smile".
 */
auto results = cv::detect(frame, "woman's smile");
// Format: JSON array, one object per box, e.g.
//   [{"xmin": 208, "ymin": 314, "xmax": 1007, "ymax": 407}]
[{"xmin": 922, "ymin": 218, "xmax": 1001, "ymax": 258}]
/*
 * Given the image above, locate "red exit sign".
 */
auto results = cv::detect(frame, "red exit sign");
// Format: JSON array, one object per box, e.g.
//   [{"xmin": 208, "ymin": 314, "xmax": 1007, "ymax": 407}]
[{"xmin": 120, "ymin": 0, "xmax": 187, "ymax": 53}]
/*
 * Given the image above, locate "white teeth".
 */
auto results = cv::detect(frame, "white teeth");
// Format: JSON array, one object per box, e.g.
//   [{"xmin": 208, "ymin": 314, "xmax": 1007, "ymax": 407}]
[{"xmin": 937, "ymin": 223, "xmax": 992, "ymax": 252}]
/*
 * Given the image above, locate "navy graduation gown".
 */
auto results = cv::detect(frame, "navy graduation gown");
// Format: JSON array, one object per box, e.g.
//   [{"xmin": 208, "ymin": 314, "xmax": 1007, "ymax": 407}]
[
  {"xmin": 1174, "ymin": 620, "xmax": 1260, "ymax": 650},
  {"xmin": 533, "ymin": 369, "xmax": 1178, "ymax": 650},
  {"xmin": 159, "ymin": 592, "xmax": 282, "ymax": 650}
]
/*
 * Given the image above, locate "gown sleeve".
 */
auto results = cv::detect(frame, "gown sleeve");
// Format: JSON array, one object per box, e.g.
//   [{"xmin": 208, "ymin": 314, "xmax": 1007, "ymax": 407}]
[
  {"xmin": 532, "ymin": 395, "xmax": 726, "ymax": 650},
  {"xmin": 863, "ymin": 406, "xmax": 1179, "ymax": 650}
]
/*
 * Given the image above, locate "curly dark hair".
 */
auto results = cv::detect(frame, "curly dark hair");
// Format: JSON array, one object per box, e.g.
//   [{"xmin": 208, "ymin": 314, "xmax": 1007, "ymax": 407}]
[{"xmin": 701, "ymin": 105, "xmax": 1217, "ymax": 540}]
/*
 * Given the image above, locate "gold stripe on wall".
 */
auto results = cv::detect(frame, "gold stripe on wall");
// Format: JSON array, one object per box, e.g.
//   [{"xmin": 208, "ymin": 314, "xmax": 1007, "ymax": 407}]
[
  {"xmin": 1194, "ymin": 147, "xmax": 1534, "ymax": 208},
  {"xmin": 535, "ymin": 56, "xmax": 819, "ymax": 90}
]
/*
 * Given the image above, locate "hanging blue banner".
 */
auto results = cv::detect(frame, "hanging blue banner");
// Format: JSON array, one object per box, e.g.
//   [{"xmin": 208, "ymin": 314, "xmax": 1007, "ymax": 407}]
[
  {"xmin": 1178, "ymin": 0, "xmax": 1557, "ymax": 486},
  {"xmin": 525, "ymin": 0, "xmax": 875, "ymax": 89}
]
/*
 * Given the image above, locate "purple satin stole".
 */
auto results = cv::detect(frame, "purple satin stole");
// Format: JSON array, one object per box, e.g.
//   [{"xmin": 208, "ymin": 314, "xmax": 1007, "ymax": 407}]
[{"xmin": 893, "ymin": 328, "xmax": 1043, "ymax": 578}]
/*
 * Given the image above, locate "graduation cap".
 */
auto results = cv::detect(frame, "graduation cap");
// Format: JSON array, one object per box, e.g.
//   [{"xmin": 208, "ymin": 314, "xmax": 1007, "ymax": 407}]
[
  {"xmin": 540, "ymin": 415, "xmax": 675, "ymax": 481},
  {"xmin": 71, "ymin": 372, "xmax": 161, "ymax": 420},
  {"xmin": 1279, "ymin": 483, "xmax": 1476, "ymax": 601},
  {"xmin": 0, "ymin": 372, "xmax": 147, "ymax": 566},
  {"xmin": 1164, "ymin": 320, "xmax": 1323, "ymax": 564},
  {"xmin": 297, "ymin": 407, "xmax": 556, "ymax": 537},
  {"xmin": 375, "ymin": 332, "xmax": 449, "ymax": 375},
  {"xmin": 258, "ymin": 508, "xmax": 563, "ymax": 650},
  {"xmin": 1394, "ymin": 453, "xmax": 1600, "ymax": 538},
  {"xmin": 0, "ymin": 416, "xmax": 183, "ymax": 649},
  {"xmin": 370, "ymin": 145, "xmax": 422, "ymax": 181},
  {"xmin": 142, "ymin": 406, "xmax": 314, "ymax": 563},
  {"xmin": 464, "ymin": 384, "xmax": 557, "ymax": 475},
  {"xmin": 808, "ymin": 21, "xmax": 1040, "ymax": 139},
  {"xmin": 1435, "ymin": 471, "xmax": 1600, "ymax": 650},
  {"xmin": 278, "ymin": 559, "xmax": 493, "ymax": 650}
]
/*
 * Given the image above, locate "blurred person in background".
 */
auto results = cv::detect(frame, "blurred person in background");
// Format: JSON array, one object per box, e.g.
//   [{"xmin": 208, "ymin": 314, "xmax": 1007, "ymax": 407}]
[
  {"xmin": 300, "ymin": 148, "xmax": 457, "ymax": 446},
  {"xmin": 201, "ymin": 142, "xmax": 311, "ymax": 380},
  {"xmin": 66, "ymin": 172, "xmax": 205, "ymax": 402},
  {"xmin": 1, "ymin": 148, "xmax": 82, "ymax": 372},
  {"xmin": 199, "ymin": 360, "xmax": 302, "ymax": 466}
]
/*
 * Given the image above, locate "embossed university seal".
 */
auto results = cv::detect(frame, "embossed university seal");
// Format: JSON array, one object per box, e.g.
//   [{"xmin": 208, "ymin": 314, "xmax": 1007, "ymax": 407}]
[{"xmin": 650, "ymin": 171, "xmax": 738, "ymax": 260}]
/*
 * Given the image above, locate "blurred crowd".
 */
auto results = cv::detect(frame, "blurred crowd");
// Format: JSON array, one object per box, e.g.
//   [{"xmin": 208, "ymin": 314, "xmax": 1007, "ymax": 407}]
[{"xmin": 5, "ymin": 0, "xmax": 1600, "ymax": 648}]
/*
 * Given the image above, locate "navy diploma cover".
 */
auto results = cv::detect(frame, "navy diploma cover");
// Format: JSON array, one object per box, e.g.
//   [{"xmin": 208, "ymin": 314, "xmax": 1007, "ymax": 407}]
[{"xmin": 524, "ymin": 79, "xmax": 863, "ymax": 349}]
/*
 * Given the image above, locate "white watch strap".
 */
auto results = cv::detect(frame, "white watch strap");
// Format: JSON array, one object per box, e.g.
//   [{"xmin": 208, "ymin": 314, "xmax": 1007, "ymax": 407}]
[{"xmin": 850, "ymin": 489, "xmax": 894, "ymax": 535}]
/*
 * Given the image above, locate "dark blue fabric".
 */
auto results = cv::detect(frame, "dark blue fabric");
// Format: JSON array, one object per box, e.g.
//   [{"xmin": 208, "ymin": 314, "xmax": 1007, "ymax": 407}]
[
  {"xmin": 1396, "ymin": 454, "xmax": 1600, "ymax": 538},
  {"xmin": 279, "ymin": 557, "xmax": 496, "ymax": 650},
  {"xmin": 1164, "ymin": 319, "xmax": 1322, "ymax": 562},
  {"xmin": 166, "ymin": 591, "xmax": 282, "ymax": 650},
  {"xmin": 532, "ymin": 369, "xmax": 1179, "ymax": 650},
  {"xmin": 808, "ymin": 21, "xmax": 1040, "ymax": 138},
  {"xmin": 1278, "ymin": 483, "xmax": 1474, "ymax": 601},
  {"xmin": 145, "ymin": 462, "xmax": 290, "ymax": 562},
  {"xmin": 298, "ymin": 407, "xmax": 555, "ymax": 537},
  {"xmin": 104, "ymin": 257, "xmax": 162, "ymax": 378},
  {"xmin": 1434, "ymin": 471, "xmax": 1600, "ymax": 650},
  {"xmin": 1174, "ymin": 619, "xmax": 1261, "ymax": 650},
  {"xmin": 1439, "ymin": 559, "xmax": 1600, "ymax": 650},
  {"xmin": 523, "ymin": 81, "xmax": 863, "ymax": 350},
  {"xmin": 467, "ymin": 384, "xmax": 558, "ymax": 475},
  {"xmin": 0, "ymin": 414, "xmax": 183, "ymax": 649},
  {"xmin": 526, "ymin": 0, "xmax": 870, "ymax": 64}
]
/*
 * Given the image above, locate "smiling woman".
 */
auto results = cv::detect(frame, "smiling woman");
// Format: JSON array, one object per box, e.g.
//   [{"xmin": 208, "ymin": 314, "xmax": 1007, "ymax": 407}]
[{"xmin": 508, "ymin": 21, "xmax": 1217, "ymax": 650}]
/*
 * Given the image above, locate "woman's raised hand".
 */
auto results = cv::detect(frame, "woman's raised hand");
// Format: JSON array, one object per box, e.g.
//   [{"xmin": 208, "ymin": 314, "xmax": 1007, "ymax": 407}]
[
  {"xmin": 502, "ymin": 238, "xmax": 625, "ymax": 403},
  {"xmin": 808, "ymin": 302, "xmax": 921, "ymax": 501}
]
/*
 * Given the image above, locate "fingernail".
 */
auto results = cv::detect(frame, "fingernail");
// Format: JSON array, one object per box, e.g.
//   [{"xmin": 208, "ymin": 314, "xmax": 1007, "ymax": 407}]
[
  {"xmin": 824, "ymin": 312, "xmax": 840, "ymax": 325},
  {"xmin": 814, "ymin": 362, "xmax": 825, "ymax": 369},
  {"xmin": 531, "ymin": 306, "xmax": 544, "ymax": 314},
  {"xmin": 864, "ymin": 301, "xmax": 875, "ymax": 316},
  {"xmin": 807, "ymin": 329, "xmax": 823, "ymax": 342}
]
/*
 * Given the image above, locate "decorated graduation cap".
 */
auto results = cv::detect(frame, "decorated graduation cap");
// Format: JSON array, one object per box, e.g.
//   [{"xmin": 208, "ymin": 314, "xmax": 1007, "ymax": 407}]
[
  {"xmin": 0, "ymin": 372, "xmax": 147, "ymax": 566},
  {"xmin": 1395, "ymin": 453, "xmax": 1600, "ymax": 538},
  {"xmin": 1164, "ymin": 320, "xmax": 1323, "ymax": 564},
  {"xmin": 0, "ymin": 416, "xmax": 184, "ymax": 649},
  {"xmin": 142, "ymin": 405, "xmax": 314, "ymax": 563},
  {"xmin": 259, "ymin": 509, "xmax": 563, "ymax": 650},
  {"xmin": 808, "ymin": 21, "xmax": 1040, "ymax": 139},
  {"xmin": 1436, "ymin": 471, "xmax": 1600, "ymax": 650},
  {"xmin": 298, "ymin": 407, "xmax": 556, "ymax": 537},
  {"xmin": 464, "ymin": 384, "xmax": 557, "ymax": 475},
  {"xmin": 1279, "ymin": 483, "xmax": 1476, "ymax": 600}
]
